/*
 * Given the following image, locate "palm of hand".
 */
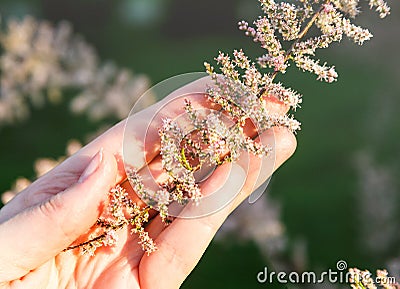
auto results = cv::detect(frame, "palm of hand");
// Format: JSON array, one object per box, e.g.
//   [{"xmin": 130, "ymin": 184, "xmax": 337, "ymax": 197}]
[
  {"xmin": 0, "ymin": 161, "xmax": 167, "ymax": 289},
  {"xmin": 17, "ymin": 237, "xmax": 144, "ymax": 289}
]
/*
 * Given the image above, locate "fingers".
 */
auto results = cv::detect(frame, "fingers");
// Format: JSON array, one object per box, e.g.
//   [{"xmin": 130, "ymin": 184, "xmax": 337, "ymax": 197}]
[
  {"xmin": 139, "ymin": 163, "xmax": 245, "ymax": 289},
  {"xmin": 230, "ymin": 126, "xmax": 296, "ymax": 209},
  {"xmin": 139, "ymin": 127, "xmax": 296, "ymax": 289},
  {"xmin": 0, "ymin": 149, "xmax": 118, "ymax": 282}
]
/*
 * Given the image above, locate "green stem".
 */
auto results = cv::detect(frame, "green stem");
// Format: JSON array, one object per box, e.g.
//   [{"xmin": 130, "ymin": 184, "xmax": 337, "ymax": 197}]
[{"xmin": 180, "ymin": 147, "xmax": 193, "ymax": 171}]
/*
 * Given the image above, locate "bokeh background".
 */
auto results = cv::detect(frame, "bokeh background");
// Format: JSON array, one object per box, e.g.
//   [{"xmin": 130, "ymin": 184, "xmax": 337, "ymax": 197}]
[{"xmin": 0, "ymin": 0, "xmax": 399, "ymax": 288}]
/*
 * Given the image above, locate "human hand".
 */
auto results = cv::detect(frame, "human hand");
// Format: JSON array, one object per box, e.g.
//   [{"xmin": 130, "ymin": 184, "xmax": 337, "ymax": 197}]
[{"xmin": 0, "ymin": 77, "xmax": 296, "ymax": 289}]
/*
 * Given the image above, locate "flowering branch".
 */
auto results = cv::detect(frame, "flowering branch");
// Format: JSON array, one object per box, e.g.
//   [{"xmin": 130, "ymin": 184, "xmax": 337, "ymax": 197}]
[
  {"xmin": 270, "ymin": 2, "xmax": 326, "ymax": 82},
  {"xmin": 67, "ymin": 0, "xmax": 390, "ymax": 256}
]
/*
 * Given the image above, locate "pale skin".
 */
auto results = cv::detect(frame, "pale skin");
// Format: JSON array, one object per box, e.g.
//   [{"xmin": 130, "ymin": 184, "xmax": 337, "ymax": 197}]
[{"xmin": 0, "ymin": 77, "xmax": 296, "ymax": 289}]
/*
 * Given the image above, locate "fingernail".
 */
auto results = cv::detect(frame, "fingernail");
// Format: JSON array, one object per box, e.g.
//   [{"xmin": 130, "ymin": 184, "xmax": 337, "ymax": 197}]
[{"xmin": 79, "ymin": 148, "xmax": 103, "ymax": 183}]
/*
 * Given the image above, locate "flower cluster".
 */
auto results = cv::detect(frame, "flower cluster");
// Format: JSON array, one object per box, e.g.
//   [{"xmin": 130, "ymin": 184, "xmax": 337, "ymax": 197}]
[
  {"xmin": 66, "ymin": 185, "xmax": 156, "ymax": 255},
  {"xmin": 208, "ymin": 0, "xmax": 389, "ymax": 89},
  {"xmin": 368, "ymin": 0, "xmax": 391, "ymax": 18},
  {"xmin": 349, "ymin": 268, "xmax": 400, "ymax": 289},
  {"xmin": 1, "ymin": 139, "xmax": 82, "ymax": 205},
  {"xmin": 128, "ymin": 96, "xmax": 273, "ymax": 221}
]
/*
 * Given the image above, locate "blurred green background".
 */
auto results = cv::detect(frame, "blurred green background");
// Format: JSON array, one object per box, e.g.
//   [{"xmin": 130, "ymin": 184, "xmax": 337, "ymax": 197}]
[{"xmin": 0, "ymin": 0, "xmax": 399, "ymax": 288}]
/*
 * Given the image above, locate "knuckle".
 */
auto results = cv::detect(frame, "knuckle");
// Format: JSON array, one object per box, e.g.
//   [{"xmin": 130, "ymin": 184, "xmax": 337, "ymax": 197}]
[{"xmin": 38, "ymin": 194, "xmax": 65, "ymax": 220}]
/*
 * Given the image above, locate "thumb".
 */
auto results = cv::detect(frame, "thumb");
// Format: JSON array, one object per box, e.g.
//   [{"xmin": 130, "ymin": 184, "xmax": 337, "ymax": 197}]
[{"xmin": 0, "ymin": 149, "xmax": 117, "ymax": 282}]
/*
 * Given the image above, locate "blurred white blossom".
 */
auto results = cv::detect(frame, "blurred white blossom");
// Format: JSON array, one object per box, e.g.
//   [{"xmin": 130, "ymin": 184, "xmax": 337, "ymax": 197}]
[
  {"xmin": 0, "ymin": 16, "xmax": 153, "ymax": 125},
  {"xmin": 65, "ymin": 139, "xmax": 83, "ymax": 156},
  {"xmin": 217, "ymin": 192, "xmax": 287, "ymax": 263},
  {"xmin": 0, "ymin": 16, "xmax": 155, "ymax": 210},
  {"xmin": 1, "ymin": 139, "xmax": 83, "ymax": 205},
  {"xmin": 354, "ymin": 151, "xmax": 398, "ymax": 254},
  {"xmin": 34, "ymin": 158, "xmax": 60, "ymax": 177},
  {"xmin": 1, "ymin": 177, "xmax": 31, "ymax": 205}
]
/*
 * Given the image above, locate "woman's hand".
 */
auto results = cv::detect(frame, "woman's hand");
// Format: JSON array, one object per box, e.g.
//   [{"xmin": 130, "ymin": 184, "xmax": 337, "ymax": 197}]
[{"xmin": 0, "ymin": 77, "xmax": 296, "ymax": 289}]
